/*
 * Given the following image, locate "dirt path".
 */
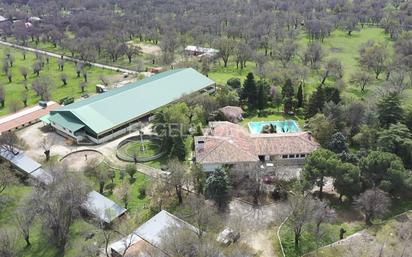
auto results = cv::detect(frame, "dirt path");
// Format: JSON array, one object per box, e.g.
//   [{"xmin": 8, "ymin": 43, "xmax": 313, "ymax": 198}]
[
  {"xmin": 245, "ymin": 230, "xmax": 277, "ymax": 257},
  {"xmin": 0, "ymin": 40, "xmax": 138, "ymax": 74}
]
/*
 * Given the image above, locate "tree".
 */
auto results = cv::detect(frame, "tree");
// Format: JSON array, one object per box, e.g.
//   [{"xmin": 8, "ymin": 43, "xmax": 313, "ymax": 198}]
[
  {"xmin": 287, "ymin": 193, "xmax": 317, "ymax": 248},
  {"xmin": 234, "ymin": 41, "xmax": 251, "ymax": 69},
  {"xmin": 307, "ymin": 114, "xmax": 335, "ymax": 147},
  {"xmin": 303, "ymin": 41, "xmax": 325, "ymax": 69},
  {"xmin": 214, "ymin": 37, "xmax": 235, "ymax": 67},
  {"xmin": 303, "ymin": 149, "xmax": 341, "ymax": 199},
  {"xmin": 0, "ymin": 131, "xmax": 20, "ymax": 155},
  {"xmin": 350, "ymin": 71, "xmax": 374, "ymax": 93},
  {"xmin": 19, "ymin": 66, "xmax": 28, "ymax": 80},
  {"xmin": 116, "ymin": 181, "xmax": 130, "ymax": 209},
  {"xmin": 125, "ymin": 164, "xmax": 137, "ymax": 181},
  {"xmin": 169, "ymin": 136, "xmax": 187, "ymax": 162},
  {"xmin": 32, "ymin": 60, "xmax": 42, "ymax": 76},
  {"xmin": 359, "ymin": 151, "xmax": 411, "ymax": 193},
  {"xmin": 328, "ymin": 132, "xmax": 348, "ymax": 153},
  {"xmin": 272, "ymin": 40, "xmax": 299, "ymax": 67},
  {"xmin": 0, "ymin": 164, "xmax": 16, "ymax": 195},
  {"xmin": 227, "ymin": 77, "xmax": 241, "ymax": 90},
  {"xmin": 355, "ymin": 189, "xmax": 391, "ymax": 226},
  {"xmin": 305, "ymin": 86, "xmax": 324, "ymax": 118},
  {"xmin": 377, "ymin": 123, "xmax": 412, "ymax": 168},
  {"xmin": 359, "ymin": 40, "xmax": 388, "ymax": 79},
  {"xmin": 30, "ymin": 167, "xmax": 89, "ymax": 254},
  {"xmin": 333, "ymin": 162, "xmax": 361, "ymax": 202},
  {"xmin": 0, "ymin": 85, "xmax": 5, "ymax": 108},
  {"xmin": 187, "ymin": 195, "xmax": 217, "ymax": 238},
  {"xmin": 15, "ymin": 200, "xmax": 36, "ymax": 247},
  {"xmin": 60, "ymin": 73, "xmax": 68, "ymax": 86},
  {"xmin": 376, "ymin": 92, "xmax": 404, "ymax": 128},
  {"xmin": 40, "ymin": 137, "xmax": 54, "ymax": 161},
  {"xmin": 32, "ymin": 76, "xmax": 54, "ymax": 101},
  {"xmin": 313, "ymin": 200, "xmax": 336, "ymax": 235},
  {"xmin": 204, "ymin": 166, "xmax": 230, "ymax": 210},
  {"xmin": 125, "ymin": 45, "xmax": 142, "ymax": 63},
  {"xmin": 242, "ymin": 72, "xmax": 257, "ymax": 108},
  {"xmin": 168, "ymin": 159, "xmax": 189, "ymax": 205},
  {"xmin": 0, "ymin": 229, "xmax": 19, "ymax": 257},
  {"xmin": 80, "ymin": 81, "xmax": 87, "ymax": 93},
  {"xmin": 296, "ymin": 84, "xmax": 304, "ymax": 108},
  {"xmin": 256, "ymin": 80, "xmax": 269, "ymax": 112}
]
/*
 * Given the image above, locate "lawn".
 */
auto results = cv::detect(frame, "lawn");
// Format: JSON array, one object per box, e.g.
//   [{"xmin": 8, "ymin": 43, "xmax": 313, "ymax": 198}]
[
  {"xmin": 0, "ymin": 44, "xmax": 118, "ymax": 116},
  {"xmin": 0, "ymin": 183, "xmax": 102, "ymax": 257},
  {"xmin": 277, "ymin": 219, "xmax": 364, "ymax": 257},
  {"xmin": 118, "ymin": 139, "xmax": 162, "ymax": 158}
]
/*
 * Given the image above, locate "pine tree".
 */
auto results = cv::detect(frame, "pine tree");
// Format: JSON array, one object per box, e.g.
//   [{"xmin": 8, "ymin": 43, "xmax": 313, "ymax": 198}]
[
  {"xmin": 282, "ymin": 79, "xmax": 294, "ymax": 99},
  {"xmin": 377, "ymin": 92, "xmax": 404, "ymax": 128},
  {"xmin": 297, "ymin": 84, "xmax": 304, "ymax": 108},
  {"xmin": 256, "ymin": 80, "xmax": 269, "ymax": 111},
  {"xmin": 306, "ymin": 86, "xmax": 325, "ymax": 118},
  {"xmin": 204, "ymin": 166, "xmax": 230, "ymax": 210},
  {"xmin": 169, "ymin": 136, "xmax": 187, "ymax": 161},
  {"xmin": 242, "ymin": 72, "xmax": 257, "ymax": 108}
]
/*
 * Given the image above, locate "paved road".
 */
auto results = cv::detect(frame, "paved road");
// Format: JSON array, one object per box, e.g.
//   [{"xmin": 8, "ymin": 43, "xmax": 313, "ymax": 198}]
[{"xmin": 0, "ymin": 40, "xmax": 138, "ymax": 74}]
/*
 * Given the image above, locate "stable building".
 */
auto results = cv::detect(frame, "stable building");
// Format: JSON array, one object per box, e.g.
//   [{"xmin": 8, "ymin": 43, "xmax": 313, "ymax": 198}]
[{"xmin": 48, "ymin": 68, "xmax": 215, "ymax": 144}]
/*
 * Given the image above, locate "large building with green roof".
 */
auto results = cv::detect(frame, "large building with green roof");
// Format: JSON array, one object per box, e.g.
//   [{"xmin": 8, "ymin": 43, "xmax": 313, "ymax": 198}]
[{"xmin": 48, "ymin": 68, "xmax": 215, "ymax": 144}]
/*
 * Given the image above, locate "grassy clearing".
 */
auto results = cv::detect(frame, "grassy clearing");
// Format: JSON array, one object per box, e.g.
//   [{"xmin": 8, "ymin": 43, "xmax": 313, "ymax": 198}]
[
  {"xmin": 118, "ymin": 139, "xmax": 162, "ymax": 158},
  {"xmin": 0, "ymin": 183, "xmax": 102, "ymax": 257},
  {"xmin": 278, "ymin": 220, "xmax": 364, "ymax": 257},
  {"xmin": 0, "ymin": 44, "xmax": 118, "ymax": 116}
]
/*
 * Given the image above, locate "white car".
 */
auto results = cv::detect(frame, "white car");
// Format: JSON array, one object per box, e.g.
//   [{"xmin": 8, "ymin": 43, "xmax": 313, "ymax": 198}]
[{"xmin": 217, "ymin": 228, "xmax": 240, "ymax": 246}]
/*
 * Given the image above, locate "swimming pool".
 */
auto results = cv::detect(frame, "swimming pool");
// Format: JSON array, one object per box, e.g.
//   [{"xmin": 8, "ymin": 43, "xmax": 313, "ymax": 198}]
[{"xmin": 248, "ymin": 120, "xmax": 300, "ymax": 134}]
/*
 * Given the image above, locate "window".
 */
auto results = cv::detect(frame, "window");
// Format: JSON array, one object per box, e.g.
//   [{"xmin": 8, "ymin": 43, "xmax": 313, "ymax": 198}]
[
  {"xmin": 289, "ymin": 154, "xmax": 295, "ymax": 158},
  {"xmin": 300, "ymin": 154, "xmax": 306, "ymax": 158},
  {"xmin": 282, "ymin": 155, "xmax": 288, "ymax": 159}
]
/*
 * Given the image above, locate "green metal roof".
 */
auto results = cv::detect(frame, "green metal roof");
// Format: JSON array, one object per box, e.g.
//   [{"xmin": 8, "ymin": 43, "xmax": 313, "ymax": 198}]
[
  {"xmin": 49, "ymin": 112, "xmax": 85, "ymax": 132},
  {"xmin": 40, "ymin": 114, "xmax": 51, "ymax": 124},
  {"xmin": 49, "ymin": 68, "xmax": 215, "ymax": 134}
]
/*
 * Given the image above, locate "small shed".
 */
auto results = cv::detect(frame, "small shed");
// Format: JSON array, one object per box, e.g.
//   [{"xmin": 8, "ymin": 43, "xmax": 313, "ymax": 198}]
[
  {"xmin": 83, "ymin": 191, "xmax": 127, "ymax": 224},
  {"xmin": 109, "ymin": 210, "xmax": 199, "ymax": 256},
  {"xmin": 0, "ymin": 148, "xmax": 41, "ymax": 174}
]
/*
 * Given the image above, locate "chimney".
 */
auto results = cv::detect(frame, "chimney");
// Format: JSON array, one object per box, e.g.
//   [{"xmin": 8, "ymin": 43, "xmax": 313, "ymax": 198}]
[
  {"xmin": 307, "ymin": 132, "xmax": 312, "ymax": 141},
  {"xmin": 197, "ymin": 140, "xmax": 205, "ymax": 151}
]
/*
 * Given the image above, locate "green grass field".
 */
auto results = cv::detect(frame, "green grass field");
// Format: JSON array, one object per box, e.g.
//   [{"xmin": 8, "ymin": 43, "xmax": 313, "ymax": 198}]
[
  {"xmin": 0, "ymin": 45, "xmax": 118, "ymax": 116},
  {"xmin": 211, "ymin": 27, "xmax": 394, "ymax": 104}
]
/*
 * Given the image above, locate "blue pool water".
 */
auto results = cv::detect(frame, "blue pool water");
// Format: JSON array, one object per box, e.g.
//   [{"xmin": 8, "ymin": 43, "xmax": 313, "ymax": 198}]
[{"xmin": 248, "ymin": 120, "xmax": 300, "ymax": 134}]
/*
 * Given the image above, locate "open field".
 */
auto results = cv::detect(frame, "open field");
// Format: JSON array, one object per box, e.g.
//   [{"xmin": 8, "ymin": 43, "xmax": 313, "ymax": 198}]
[
  {"xmin": 0, "ymin": 44, "xmax": 118, "ymax": 116},
  {"xmin": 305, "ymin": 211, "xmax": 412, "ymax": 257}
]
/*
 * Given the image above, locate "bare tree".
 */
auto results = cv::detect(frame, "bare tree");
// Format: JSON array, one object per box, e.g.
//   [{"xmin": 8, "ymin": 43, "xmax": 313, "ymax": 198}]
[
  {"xmin": 20, "ymin": 90, "xmax": 28, "ymax": 107},
  {"xmin": 0, "ymin": 163, "xmax": 17, "ymax": 195},
  {"xmin": 187, "ymin": 195, "xmax": 218, "ymax": 239},
  {"xmin": 116, "ymin": 180, "xmax": 130, "ymax": 209},
  {"xmin": 286, "ymin": 193, "xmax": 317, "ymax": 248},
  {"xmin": 0, "ymin": 131, "xmax": 20, "ymax": 155},
  {"xmin": 80, "ymin": 81, "xmax": 87, "ymax": 93},
  {"xmin": 355, "ymin": 188, "xmax": 391, "ymax": 226},
  {"xmin": 32, "ymin": 60, "xmax": 42, "ymax": 76},
  {"xmin": 0, "ymin": 229, "xmax": 19, "ymax": 257},
  {"xmin": 0, "ymin": 85, "xmax": 5, "ymax": 108},
  {"xmin": 32, "ymin": 76, "xmax": 54, "ymax": 101},
  {"xmin": 350, "ymin": 71, "xmax": 374, "ymax": 93},
  {"xmin": 168, "ymin": 159, "xmax": 190, "ymax": 205},
  {"xmin": 59, "ymin": 73, "xmax": 68, "ymax": 86},
  {"xmin": 40, "ymin": 137, "xmax": 54, "ymax": 161},
  {"xmin": 30, "ymin": 166, "xmax": 90, "ymax": 254},
  {"xmin": 19, "ymin": 66, "xmax": 29, "ymax": 80},
  {"xmin": 8, "ymin": 100, "xmax": 21, "ymax": 113},
  {"xmin": 15, "ymin": 200, "xmax": 36, "ymax": 247}
]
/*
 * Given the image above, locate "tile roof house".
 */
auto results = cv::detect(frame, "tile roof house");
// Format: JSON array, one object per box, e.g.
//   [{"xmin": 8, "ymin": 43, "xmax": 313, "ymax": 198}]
[{"xmin": 194, "ymin": 121, "xmax": 319, "ymax": 172}]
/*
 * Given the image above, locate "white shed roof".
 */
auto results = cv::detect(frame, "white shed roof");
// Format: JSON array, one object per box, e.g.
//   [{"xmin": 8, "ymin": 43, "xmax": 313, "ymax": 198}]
[{"xmin": 83, "ymin": 191, "xmax": 127, "ymax": 223}]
